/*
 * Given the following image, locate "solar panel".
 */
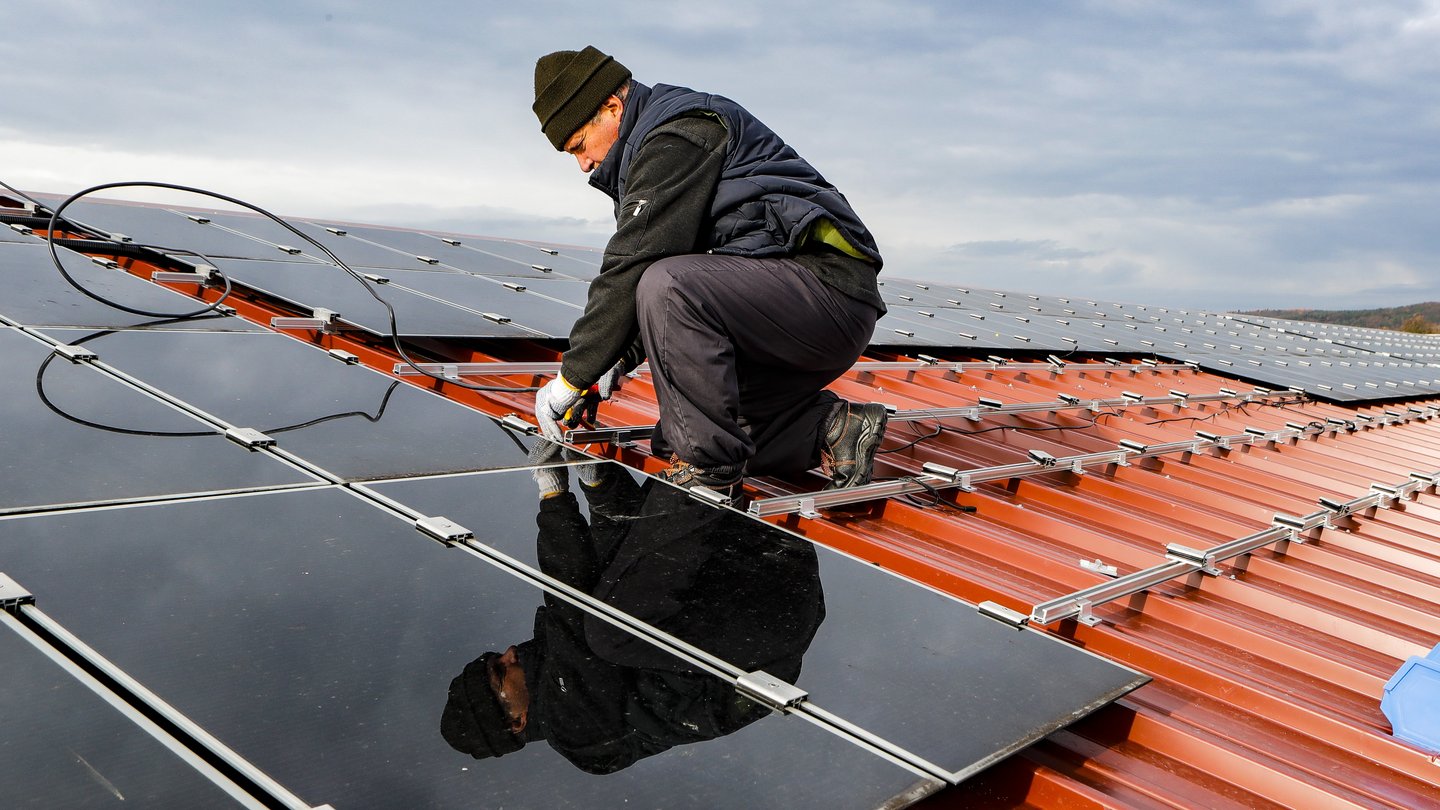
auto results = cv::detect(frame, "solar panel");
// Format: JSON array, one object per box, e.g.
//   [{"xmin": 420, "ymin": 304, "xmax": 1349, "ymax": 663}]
[
  {"xmin": 0, "ymin": 224, "xmax": 39, "ymax": 243},
  {"xmin": 371, "ymin": 267, "xmax": 583, "ymax": 337},
  {"xmin": 51, "ymin": 199, "xmax": 324, "ymax": 264},
  {"xmin": 0, "ymin": 612, "xmax": 257, "ymax": 807},
  {"xmin": 310, "ymin": 223, "xmax": 595, "ymax": 280},
  {"xmin": 0, "ymin": 488, "xmax": 943, "ymax": 809},
  {"xmin": 0, "ymin": 328, "xmax": 314, "ymax": 513},
  {"xmin": 205, "ymin": 257, "xmax": 543, "ymax": 338},
  {"xmin": 55, "ymin": 328, "xmax": 546, "ymax": 481},
  {"xmin": 366, "ymin": 464, "xmax": 1149, "ymax": 782},
  {"xmin": 0, "ymin": 243, "xmax": 260, "ymax": 332},
  {"xmin": 442, "ymin": 234, "xmax": 603, "ymax": 279}
]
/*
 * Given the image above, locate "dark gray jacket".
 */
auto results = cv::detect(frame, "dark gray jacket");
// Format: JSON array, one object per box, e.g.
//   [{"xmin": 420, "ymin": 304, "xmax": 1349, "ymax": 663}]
[{"xmin": 559, "ymin": 82, "xmax": 883, "ymax": 389}]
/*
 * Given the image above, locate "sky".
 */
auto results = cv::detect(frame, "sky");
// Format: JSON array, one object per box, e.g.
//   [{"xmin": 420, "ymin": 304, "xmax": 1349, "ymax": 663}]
[{"xmin": 5, "ymin": 1, "xmax": 1438, "ymax": 312}]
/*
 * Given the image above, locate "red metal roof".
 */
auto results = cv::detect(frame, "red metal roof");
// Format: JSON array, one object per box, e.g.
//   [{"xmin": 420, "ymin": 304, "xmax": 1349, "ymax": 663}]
[{"xmin": 39, "ymin": 211, "xmax": 1440, "ymax": 808}]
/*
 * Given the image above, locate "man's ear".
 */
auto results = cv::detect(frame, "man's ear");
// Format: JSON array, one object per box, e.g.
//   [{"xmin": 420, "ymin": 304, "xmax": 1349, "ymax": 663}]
[{"xmin": 508, "ymin": 712, "xmax": 528, "ymax": 734}]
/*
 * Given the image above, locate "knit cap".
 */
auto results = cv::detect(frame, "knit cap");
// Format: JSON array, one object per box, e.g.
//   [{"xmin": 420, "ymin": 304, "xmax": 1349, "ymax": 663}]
[{"xmin": 532, "ymin": 46, "xmax": 631, "ymax": 151}]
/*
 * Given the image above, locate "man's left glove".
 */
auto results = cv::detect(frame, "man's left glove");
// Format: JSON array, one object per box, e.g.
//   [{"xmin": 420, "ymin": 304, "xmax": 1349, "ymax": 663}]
[
  {"xmin": 529, "ymin": 440, "xmax": 569, "ymax": 498},
  {"xmin": 535, "ymin": 375, "xmax": 588, "ymax": 443},
  {"xmin": 595, "ymin": 360, "xmax": 627, "ymax": 401}
]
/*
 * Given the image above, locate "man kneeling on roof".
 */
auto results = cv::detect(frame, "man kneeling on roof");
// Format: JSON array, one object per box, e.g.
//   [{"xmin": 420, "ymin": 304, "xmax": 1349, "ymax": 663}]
[{"xmin": 530, "ymin": 46, "xmax": 889, "ymax": 497}]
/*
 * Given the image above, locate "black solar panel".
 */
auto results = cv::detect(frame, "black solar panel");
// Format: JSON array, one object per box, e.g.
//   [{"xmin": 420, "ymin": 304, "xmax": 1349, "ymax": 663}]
[
  {"xmin": 0, "ymin": 489, "xmax": 944, "ymax": 809},
  {"xmin": 368, "ymin": 465, "xmax": 1148, "ymax": 782}
]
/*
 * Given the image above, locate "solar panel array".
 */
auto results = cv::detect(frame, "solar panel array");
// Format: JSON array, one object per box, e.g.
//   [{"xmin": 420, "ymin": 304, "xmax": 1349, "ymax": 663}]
[
  {"xmin": 18, "ymin": 195, "xmax": 1440, "ymax": 404},
  {"xmin": 874, "ymin": 279, "xmax": 1440, "ymax": 403},
  {"xmin": 1, "ymin": 196, "xmax": 1148, "ymax": 807}
]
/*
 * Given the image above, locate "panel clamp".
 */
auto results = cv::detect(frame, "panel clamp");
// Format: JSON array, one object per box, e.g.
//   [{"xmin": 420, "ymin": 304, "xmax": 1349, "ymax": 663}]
[
  {"xmin": 224, "ymin": 427, "xmax": 276, "ymax": 449},
  {"xmin": 52, "ymin": 344, "xmax": 98, "ymax": 363},
  {"xmin": 415, "ymin": 516, "xmax": 474, "ymax": 545},
  {"xmin": 0, "ymin": 573, "xmax": 35, "ymax": 613},
  {"xmin": 499, "ymin": 413, "xmax": 538, "ymax": 435},
  {"xmin": 977, "ymin": 600, "xmax": 1029, "ymax": 628},
  {"xmin": 736, "ymin": 671, "xmax": 808, "ymax": 712},
  {"xmin": 687, "ymin": 485, "xmax": 733, "ymax": 508}
]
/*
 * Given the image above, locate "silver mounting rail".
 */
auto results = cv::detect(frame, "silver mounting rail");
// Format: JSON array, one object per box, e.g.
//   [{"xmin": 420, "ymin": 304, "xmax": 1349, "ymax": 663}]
[
  {"xmin": 1029, "ymin": 469, "xmax": 1439, "ymax": 627},
  {"xmin": 393, "ymin": 361, "xmax": 651, "ymax": 378},
  {"xmin": 747, "ymin": 411, "xmax": 1437, "ymax": 518},
  {"xmin": 568, "ymin": 388, "xmax": 1292, "ymax": 445}
]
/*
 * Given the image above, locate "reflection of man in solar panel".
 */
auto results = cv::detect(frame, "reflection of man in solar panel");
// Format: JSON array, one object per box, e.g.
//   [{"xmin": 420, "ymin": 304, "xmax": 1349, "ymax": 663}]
[
  {"xmin": 529, "ymin": 46, "xmax": 890, "ymax": 500},
  {"xmin": 440, "ymin": 458, "xmax": 825, "ymax": 773}
]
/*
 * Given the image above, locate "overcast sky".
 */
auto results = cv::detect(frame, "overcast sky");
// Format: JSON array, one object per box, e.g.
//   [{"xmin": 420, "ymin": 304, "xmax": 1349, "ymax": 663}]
[{"xmin": 6, "ymin": 1, "xmax": 1438, "ymax": 312}]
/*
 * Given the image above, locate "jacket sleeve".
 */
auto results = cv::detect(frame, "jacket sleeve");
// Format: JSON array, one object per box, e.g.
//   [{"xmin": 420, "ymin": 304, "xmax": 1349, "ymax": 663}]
[{"xmin": 559, "ymin": 115, "xmax": 727, "ymax": 389}]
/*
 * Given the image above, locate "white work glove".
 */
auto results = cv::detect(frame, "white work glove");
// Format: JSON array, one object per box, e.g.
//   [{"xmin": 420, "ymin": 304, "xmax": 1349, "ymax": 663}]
[
  {"xmin": 529, "ymin": 440, "xmax": 569, "ymax": 498},
  {"xmin": 534, "ymin": 375, "xmax": 587, "ymax": 443}
]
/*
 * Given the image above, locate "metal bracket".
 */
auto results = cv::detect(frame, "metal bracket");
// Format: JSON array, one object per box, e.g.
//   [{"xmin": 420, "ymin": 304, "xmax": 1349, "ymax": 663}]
[
  {"xmin": 415, "ymin": 255, "xmax": 439, "ymax": 265},
  {"xmin": 736, "ymin": 671, "xmax": 808, "ymax": 711},
  {"xmin": 415, "ymin": 516, "xmax": 473, "ymax": 545},
  {"xmin": 1165, "ymin": 544, "xmax": 1221, "ymax": 576},
  {"xmin": 0, "ymin": 573, "xmax": 35, "ymax": 612},
  {"xmin": 151, "ymin": 271, "xmax": 210, "ymax": 285},
  {"xmin": 977, "ymin": 600, "xmax": 1029, "ymax": 628},
  {"xmin": 1080, "ymin": 558, "xmax": 1119, "ymax": 578},
  {"xmin": 271, "ymin": 308, "xmax": 342, "ymax": 333},
  {"xmin": 797, "ymin": 497, "xmax": 820, "ymax": 520},
  {"xmin": 90, "ymin": 256, "xmax": 121, "ymax": 269},
  {"xmin": 52, "ymin": 344, "xmax": 98, "ymax": 363},
  {"xmin": 482, "ymin": 312, "xmax": 511, "ymax": 324},
  {"xmin": 224, "ymin": 428, "xmax": 276, "ymax": 449},
  {"xmin": 327, "ymin": 349, "xmax": 360, "ymax": 364},
  {"xmin": 276, "ymin": 245, "xmax": 303, "ymax": 255}
]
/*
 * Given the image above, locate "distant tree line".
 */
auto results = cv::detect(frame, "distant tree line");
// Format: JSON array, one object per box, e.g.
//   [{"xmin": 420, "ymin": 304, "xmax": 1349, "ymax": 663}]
[{"xmin": 1240, "ymin": 302, "xmax": 1440, "ymax": 334}]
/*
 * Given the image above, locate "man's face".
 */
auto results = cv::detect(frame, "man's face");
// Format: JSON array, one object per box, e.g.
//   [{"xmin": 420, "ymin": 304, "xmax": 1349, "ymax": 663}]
[
  {"xmin": 563, "ymin": 95, "xmax": 623, "ymax": 173},
  {"xmin": 487, "ymin": 645, "xmax": 530, "ymax": 733}
]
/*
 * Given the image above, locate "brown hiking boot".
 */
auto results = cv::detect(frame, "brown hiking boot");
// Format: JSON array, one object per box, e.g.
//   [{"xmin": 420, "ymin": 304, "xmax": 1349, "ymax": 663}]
[
  {"xmin": 656, "ymin": 457, "xmax": 744, "ymax": 503},
  {"xmin": 820, "ymin": 400, "xmax": 889, "ymax": 489}
]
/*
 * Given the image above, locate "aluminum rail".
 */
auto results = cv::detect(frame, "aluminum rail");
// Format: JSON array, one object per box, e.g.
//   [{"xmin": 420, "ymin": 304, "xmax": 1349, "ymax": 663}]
[
  {"xmin": 746, "ymin": 407, "xmax": 1440, "ymax": 517},
  {"xmin": 566, "ymin": 388, "xmax": 1296, "ymax": 445},
  {"xmin": 394, "ymin": 358, "xmax": 1200, "ymax": 379},
  {"xmin": 1030, "ymin": 559, "xmax": 1199, "ymax": 626},
  {"xmin": 0, "ymin": 609, "xmax": 273, "ymax": 810},
  {"xmin": 1028, "ymin": 470, "xmax": 1440, "ymax": 627},
  {"xmin": 10, "ymin": 596, "xmax": 321, "ymax": 809}
]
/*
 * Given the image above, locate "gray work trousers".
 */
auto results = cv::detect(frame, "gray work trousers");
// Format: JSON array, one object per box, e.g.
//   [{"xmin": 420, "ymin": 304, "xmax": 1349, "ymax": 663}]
[{"xmin": 635, "ymin": 253, "xmax": 879, "ymax": 476}]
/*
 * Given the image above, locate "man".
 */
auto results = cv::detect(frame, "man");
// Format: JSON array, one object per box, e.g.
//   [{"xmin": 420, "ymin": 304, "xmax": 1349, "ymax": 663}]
[{"xmin": 530, "ymin": 46, "xmax": 889, "ymax": 497}]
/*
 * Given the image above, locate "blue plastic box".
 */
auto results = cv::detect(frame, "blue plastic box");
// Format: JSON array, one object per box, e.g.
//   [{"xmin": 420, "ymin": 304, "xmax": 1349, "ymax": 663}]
[{"xmin": 1382, "ymin": 642, "xmax": 1440, "ymax": 753}]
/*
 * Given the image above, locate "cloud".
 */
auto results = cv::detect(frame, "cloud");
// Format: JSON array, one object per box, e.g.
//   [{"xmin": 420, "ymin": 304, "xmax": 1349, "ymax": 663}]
[
  {"xmin": 5, "ymin": 2, "xmax": 1437, "ymax": 313},
  {"xmin": 945, "ymin": 239, "xmax": 1099, "ymax": 261}
]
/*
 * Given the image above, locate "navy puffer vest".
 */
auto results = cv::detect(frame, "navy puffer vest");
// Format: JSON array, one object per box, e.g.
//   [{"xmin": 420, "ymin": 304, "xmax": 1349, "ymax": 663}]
[{"xmin": 589, "ymin": 82, "xmax": 882, "ymax": 267}]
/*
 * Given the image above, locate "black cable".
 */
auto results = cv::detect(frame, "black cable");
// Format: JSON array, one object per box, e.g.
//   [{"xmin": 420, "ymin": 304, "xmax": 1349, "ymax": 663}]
[
  {"xmin": 41, "ymin": 181, "xmax": 539, "ymax": 393},
  {"xmin": 1144, "ymin": 400, "xmax": 1252, "ymax": 426},
  {"xmin": 35, "ymin": 325, "xmax": 412, "ymax": 439}
]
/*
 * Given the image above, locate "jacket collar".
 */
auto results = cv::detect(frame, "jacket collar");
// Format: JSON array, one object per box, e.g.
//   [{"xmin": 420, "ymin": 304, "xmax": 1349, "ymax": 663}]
[{"xmin": 587, "ymin": 81, "xmax": 651, "ymax": 200}]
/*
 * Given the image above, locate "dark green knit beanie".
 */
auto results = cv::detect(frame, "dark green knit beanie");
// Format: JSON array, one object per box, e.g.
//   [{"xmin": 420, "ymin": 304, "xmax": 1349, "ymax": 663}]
[{"xmin": 532, "ymin": 46, "xmax": 631, "ymax": 151}]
